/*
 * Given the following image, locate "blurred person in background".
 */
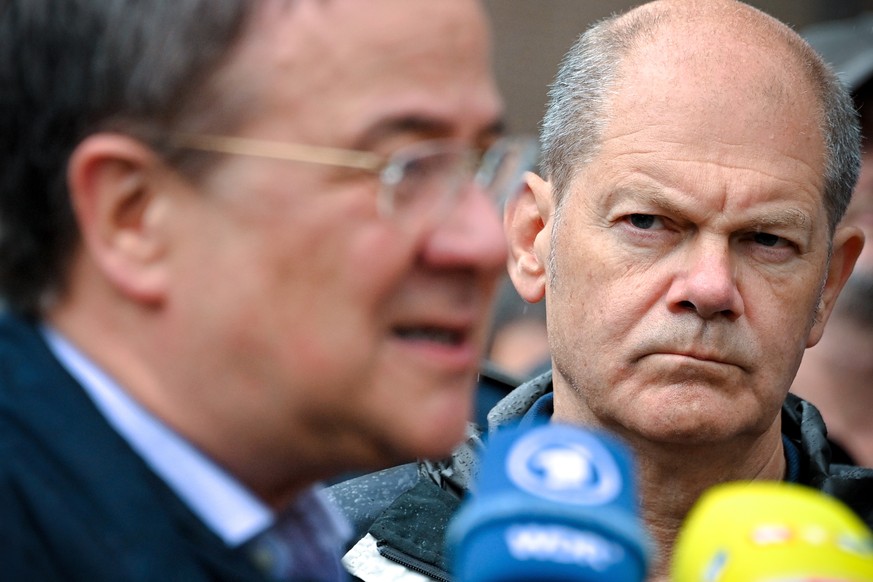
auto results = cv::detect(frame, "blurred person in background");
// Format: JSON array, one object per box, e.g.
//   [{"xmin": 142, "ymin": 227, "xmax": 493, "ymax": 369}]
[
  {"xmin": 792, "ymin": 12, "xmax": 873, "ymax": 467},
  {"xmin": 474, "ymin": 278, "xmax": 550, "ymax": 427},
  {"xmin": 485, "ymin": 277, "xmax": 549, "ymax": 381},
  {"xmin": 0, "ymin": 1, "xmax": 536, "ymax": 580}
]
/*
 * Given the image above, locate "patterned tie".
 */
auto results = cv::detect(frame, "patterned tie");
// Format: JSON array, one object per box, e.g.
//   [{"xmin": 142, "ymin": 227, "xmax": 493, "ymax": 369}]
[{"xmin": 244, "ymin": 487, "xmax": 351, "ymax": 581}]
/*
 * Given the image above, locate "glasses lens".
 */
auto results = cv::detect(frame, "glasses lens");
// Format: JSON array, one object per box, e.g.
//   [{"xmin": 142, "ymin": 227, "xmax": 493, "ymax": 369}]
[
  {"xmin": 383, "ymin": 143, "xmax": 470, "ymax": 220},
  {"xmin": 379, "ymin": 137, "xmax": 539, "ymax": 223}
]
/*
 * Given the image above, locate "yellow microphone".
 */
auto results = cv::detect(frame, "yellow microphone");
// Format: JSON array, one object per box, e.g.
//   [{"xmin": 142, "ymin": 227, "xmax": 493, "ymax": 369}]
[{"xmin": 671, "ymin": 481, "xmax": 873, "ymax": 582}]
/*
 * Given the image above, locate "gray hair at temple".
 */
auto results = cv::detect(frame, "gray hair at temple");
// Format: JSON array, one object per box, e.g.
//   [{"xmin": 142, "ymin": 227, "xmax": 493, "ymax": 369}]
[
  {"xmin": 539, "ymin": 1, "xmax": 860, "ymax": 235},
  {"xmin": 0, "ymin": 0, "xmax": 272, "ymax": 316}
]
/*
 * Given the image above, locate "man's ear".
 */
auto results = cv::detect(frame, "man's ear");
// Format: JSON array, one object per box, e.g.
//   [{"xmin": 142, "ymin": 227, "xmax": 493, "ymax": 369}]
[
  {"xmin": 67, "ymin": 134, "xmax": 173, "ymax": 305},
  {"xmin": 505, "ymin": 172, "xmax": 553, "ymax": 304},
  {"xmin": 806, "ymin": 224, "xmax": 865, "ymax": 347}
]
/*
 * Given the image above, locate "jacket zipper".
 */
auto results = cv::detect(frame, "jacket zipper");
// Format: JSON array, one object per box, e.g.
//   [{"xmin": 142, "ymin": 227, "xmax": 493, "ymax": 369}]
[{"xmin": 377, "ymin": 544, "xmax": 452, "ymax": 582}]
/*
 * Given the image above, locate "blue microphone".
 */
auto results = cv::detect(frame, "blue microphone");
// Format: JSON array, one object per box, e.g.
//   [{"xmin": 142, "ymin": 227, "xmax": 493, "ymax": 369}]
[{"xmin": 446, "ymin": 422, "xmax": 652, "ymax": 582}]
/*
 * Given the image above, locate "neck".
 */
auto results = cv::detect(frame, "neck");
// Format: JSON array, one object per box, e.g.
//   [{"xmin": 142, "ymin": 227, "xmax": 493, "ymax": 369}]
[
  {"xmin": 45, "ymin": 286, "xmax": 323, "ymax": 510},
  {"xmin": 630, "ymin": 429, "xmax": 785, "ymax": 580},
  {"xmin": 548, "ymin": 381, "xmax": 787, "ymax": 580}
]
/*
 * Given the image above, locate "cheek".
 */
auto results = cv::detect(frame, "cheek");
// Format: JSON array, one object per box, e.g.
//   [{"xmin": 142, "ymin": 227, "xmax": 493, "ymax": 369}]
[
  {"xmin": 365, "ymin": 363, "xmax": 476, "ymax": 462},
  {"xmin": 273, "ymin": 228, "xmax": 414, "ymax": 360},
  {"xmin": 735, "ymin": 275, "xmax": 818, "ymax": 387},
  {"xmin": 344, "ymin": 225, "xmax": 420, "ymax": 299},
  {"xmin": 748, "ymin": 270, "xmax": 820, "ymax": 336},
  {"xmin": 752, "ymin": 308, "xmax": 811, "ymax": 369},
  {"xmin": 549, "ymin": 245, "xmax": 655, "ymax": 346},
  {"xmin": 256, "ymin": 184, "xmax": 416, "ymax": 312},
  {"xmin": 204, "ymin": 209, "xmax": 413, "ymax": 383}
]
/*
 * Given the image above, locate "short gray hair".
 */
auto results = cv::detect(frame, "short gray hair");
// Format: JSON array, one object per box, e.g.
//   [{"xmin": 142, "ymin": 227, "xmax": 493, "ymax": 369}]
[{"xmin": 539, "ymin": 3, "xmax": 860, "ymax": 234}]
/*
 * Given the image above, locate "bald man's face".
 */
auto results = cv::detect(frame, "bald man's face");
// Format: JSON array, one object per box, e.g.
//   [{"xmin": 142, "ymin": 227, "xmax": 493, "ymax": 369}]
[{"xmin": 542, "ymin": 23, "xmax": 848, "ymax": 445}]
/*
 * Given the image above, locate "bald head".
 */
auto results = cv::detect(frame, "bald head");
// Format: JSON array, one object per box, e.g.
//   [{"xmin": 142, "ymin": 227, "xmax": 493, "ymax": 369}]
[
  {"xmin": 617, "ymin": 0, "xmax": 824, "ymax": 113},
  {"xmin": 631, "ymin": 0, "xmax": 801, "ymax": 43},
  {"xmin": 623, "ymin": 1, "xmax": 811, "ymax": 88},
  {"xmin": 540, "ymin": 0, "xmax": 859, "ymax": 233}
]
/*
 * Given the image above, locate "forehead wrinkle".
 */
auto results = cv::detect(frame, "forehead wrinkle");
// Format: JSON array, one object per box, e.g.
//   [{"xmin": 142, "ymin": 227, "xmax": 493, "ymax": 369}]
[
  {"xmin": 597, "ymin": 131, "xmax": 825, "ymax": 209},
  {"xmin": 603, "ymin": 117, "xmax": 823, "ymax": 173},
  {"xmin": 602, "ymin": 149, "xmax": 823, "ymax": 195},
  {"xmin": 674, "ymin": 154, "xmax": 824, "ymax": 196},
  {"xmin": 602, "ymin": 116, "xmax": 820, "ymax": 161}
]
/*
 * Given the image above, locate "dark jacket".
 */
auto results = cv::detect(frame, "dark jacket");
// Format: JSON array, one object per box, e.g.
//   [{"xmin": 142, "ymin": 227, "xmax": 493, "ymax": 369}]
[
  {"xmin": 330, "ymin": 371, "xmax": 873, "ymax": 582},
  {"xmin": 0, "ymin": 312, "xmax": 268, "ymax": 581}
]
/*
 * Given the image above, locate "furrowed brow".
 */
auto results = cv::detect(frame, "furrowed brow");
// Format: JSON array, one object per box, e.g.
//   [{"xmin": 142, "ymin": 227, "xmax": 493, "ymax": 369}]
[{"xmin": 607, "ymin": 185, "xmax": 689, "ymax": 217}]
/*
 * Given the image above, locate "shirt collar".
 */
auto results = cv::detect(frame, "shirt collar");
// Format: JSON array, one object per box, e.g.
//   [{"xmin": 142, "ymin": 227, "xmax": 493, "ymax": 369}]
[{"xmin": 40, "ymin": 324, "xmax": 274, "ymax": 546}]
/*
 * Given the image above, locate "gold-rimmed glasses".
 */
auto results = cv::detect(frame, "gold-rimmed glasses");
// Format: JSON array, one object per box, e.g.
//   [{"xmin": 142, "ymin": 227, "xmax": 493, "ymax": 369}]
[{"xmin": 169, "ymin": 133, "xmax": 539, "ymax": 223}]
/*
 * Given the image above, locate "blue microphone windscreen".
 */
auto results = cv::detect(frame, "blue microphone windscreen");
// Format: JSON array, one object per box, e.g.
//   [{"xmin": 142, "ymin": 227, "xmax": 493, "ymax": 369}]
[{"xmin": 446, "ymin": 422, "xmax": 652, "ymax": 582}]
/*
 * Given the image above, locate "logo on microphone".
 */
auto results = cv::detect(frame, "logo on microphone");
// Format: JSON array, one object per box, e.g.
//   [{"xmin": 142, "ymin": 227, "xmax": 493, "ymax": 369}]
[
  {"xmin": 505, "ymin": 524, "xmax": 626, "ymax": 571},
  {"xmin": 506, "ymin": 425, "xmax": 623, "ymax": 506}
]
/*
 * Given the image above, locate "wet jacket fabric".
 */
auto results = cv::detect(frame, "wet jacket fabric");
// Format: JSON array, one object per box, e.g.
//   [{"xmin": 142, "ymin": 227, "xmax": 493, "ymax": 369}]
[{"xmin": 330, "ymin": 371, "xmax": 873, "ymax": 582}]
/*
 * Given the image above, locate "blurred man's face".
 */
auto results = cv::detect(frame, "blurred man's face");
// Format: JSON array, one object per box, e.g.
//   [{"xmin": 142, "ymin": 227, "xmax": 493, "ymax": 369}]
[
  {"xmin": 165, "ymin": 0, "xmax": 507, "ymax": 475},
  {"xmin": 522, "ymin": 32, "xmax": 858, "ymax": 446}
]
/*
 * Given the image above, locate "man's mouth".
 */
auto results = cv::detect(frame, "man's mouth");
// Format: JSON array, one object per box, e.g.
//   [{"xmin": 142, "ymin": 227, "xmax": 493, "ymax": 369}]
[
  {"xmin": 643, "ymin": 350, "xmax": 749, "ymax": 373},
  {"xmin": 394, "ymin": 326, "xmax": 466, "ymax": 346}
]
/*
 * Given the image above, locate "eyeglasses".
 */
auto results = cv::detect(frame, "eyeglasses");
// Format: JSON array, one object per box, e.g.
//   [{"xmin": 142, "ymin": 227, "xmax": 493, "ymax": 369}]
[{"xmin": 168, "ymin": 133, "xmax": 539, "ymax": 225}]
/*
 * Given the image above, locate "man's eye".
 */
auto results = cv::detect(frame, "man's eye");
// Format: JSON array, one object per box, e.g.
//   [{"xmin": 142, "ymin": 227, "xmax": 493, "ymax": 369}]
[
  {"xmin": 628, "ymin": 214, "xmax": 660, "ymax": 229},
  {"xmin": 752, "ymin": 232, "xmax": 786, "ymax": 247}
]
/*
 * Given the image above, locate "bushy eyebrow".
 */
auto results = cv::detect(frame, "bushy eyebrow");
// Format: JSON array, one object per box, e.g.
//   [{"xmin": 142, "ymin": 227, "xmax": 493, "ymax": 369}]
[
  {"xmin": 746, "ymin": 208, "xmax": 812, "ymax": 231},
  {"xmin": 606, "ymin": 185, "xmax": 687, "ymax": 217}
]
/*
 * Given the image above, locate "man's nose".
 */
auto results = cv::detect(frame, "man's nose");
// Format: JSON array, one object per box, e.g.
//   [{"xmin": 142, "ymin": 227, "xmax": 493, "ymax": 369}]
[
  {"xmin": 420, "ymin": 182, "xmax": 508, "ymax": 273},
  {"xmin": 666, "ymin": 237, "xmax": 744, "ymax": 321}
]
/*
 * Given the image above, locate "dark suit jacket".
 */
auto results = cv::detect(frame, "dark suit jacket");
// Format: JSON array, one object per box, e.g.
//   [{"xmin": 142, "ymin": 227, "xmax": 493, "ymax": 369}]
[{"xmin": 0, "ymin": 312, "xmax": 268, "ymax": 581}]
